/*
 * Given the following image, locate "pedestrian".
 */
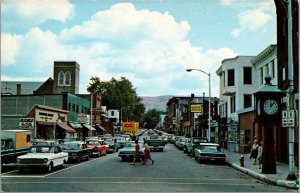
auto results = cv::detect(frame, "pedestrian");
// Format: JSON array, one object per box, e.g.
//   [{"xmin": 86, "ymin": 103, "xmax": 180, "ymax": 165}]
[
  {"xmin": 257, "ymin": 141, "xmax": 264, "ymax": 169},
  {"xmin": 143, "ymin": 138, "xmax": 154, "ymax": 164},
  {"xmin": 250, "ymin": 140, "xmax": 259, "ymax": 165},
  {"xmin": 131, "ymin": 140, "xmax": 145, "ymax": 165}
]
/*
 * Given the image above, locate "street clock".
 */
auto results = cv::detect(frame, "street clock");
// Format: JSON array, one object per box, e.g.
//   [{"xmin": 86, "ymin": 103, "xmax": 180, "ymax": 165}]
[
  {"xmin": 254, "ymin": 76, "xmax": 284, "ymax": 122},
  {"xmin": 253, "ymin": 75, "xmax": 285, "ymax": 174}
]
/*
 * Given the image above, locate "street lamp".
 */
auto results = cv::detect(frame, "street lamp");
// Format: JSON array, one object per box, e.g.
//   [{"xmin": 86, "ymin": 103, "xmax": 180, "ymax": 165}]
[
  {"xmin": 186, "ymin": 68, "xmax": 211, "ymax": 142},
  {"xmin": 120, "ymin": 106, "xmax": 130, "ymax": 133}
]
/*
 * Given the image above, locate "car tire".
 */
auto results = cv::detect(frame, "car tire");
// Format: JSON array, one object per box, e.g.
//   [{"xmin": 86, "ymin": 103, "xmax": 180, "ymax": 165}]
[
  {"xmin": 86, "ymin": 155, "xmax": 90, "ymax": 160},
  {"xmin": 18, "ymin": 168, "xmax": 25, "ymax": 174},
  {"xmin": 62, "ymin": 160, "xmax": 67, "ymax": 168},
  {"xmin": 47, "ymin": 162, "xmax": 53, "ymax": 172},
  {"xmin": 121, "ymin": 157, "xmax": 125, "ymax": 162}
]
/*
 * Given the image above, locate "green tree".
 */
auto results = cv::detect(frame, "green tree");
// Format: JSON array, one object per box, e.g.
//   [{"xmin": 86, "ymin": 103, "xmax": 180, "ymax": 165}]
[
  {"xmin": 87, "ymin": 77, "xmax": 145, "ymax": 123},
  {"xmin": 144, "ymin": 109, "xmax": 162, "ymax": 129}
]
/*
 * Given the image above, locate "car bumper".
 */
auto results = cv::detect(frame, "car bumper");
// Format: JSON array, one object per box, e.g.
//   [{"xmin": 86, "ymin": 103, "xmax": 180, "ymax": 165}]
[
  {"xmin": 199, "ymin": 156, "xmax": 226, "ymax": 161},
  {"xmin": 17, "ymin": 163, "xmax": 49, "ymax": 168}
]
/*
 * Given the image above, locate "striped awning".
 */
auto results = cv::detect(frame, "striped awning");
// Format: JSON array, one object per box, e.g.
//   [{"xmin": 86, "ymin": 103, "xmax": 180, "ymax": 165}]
[{"xmin": 57, "ymin": 122, "xmax": 76, "ymax": 133}]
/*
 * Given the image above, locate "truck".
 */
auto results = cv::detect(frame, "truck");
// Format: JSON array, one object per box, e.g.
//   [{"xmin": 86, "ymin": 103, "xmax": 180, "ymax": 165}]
[
  {"xmin": 1, "ymin": 130, "xmax": 32, "ymax": 170},
  {"xmin": 121, "ymin": 122, "xmax": 139, "ymax": 138}
]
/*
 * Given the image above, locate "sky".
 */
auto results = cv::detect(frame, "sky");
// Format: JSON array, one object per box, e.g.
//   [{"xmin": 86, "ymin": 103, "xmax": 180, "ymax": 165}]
[{"xmin": 1, "ymin": 0, "xmax": 277, "ymax": 97}]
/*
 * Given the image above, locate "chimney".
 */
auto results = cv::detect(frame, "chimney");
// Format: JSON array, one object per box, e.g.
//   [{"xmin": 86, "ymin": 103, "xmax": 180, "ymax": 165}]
[{"xmin": 16, "ymin": 84, "xmax": 21, "ymax": 95}]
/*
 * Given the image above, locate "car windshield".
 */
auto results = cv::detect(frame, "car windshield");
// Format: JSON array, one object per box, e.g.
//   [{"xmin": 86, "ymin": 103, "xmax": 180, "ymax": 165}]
[
  {"xmin": 125, "ymin": 142, "xmax": 135, "ymax": 147},
  {"xmin": 115, "ymin": 137, "xmax": 125, "ymax": 142},
  {"xmin": 62, "ymin": 143, "xmax": 81, "ymax": 150},
  {"xmin": 29, "ymin": 146, "xmax": 54, "ymax": 153},
  {"xmin": 200, "ymin": 145, "xmax": 218, "ymax": 152},
  {"xmin": 86, "ymin": 141, "xmax": 99, "ymax": 145}
]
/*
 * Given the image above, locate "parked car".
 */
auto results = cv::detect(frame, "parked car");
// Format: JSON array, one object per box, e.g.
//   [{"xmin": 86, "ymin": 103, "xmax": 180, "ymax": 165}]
[
  {"xmin": 17, "ymin": 145, "xmax": 68, "ymax": 173},
  {"xmin": 183, "ymin": 138, "xmax": 191, "ymax": 153},
  {"xmin": 103, "ymin": 138, "xmax": 118, "ymax": 153},
  {"xmin": 114, "ymin": 137, "xmax": 126, "ymax": 149},
  {"xmin": 61, "ymin": 141, "xmax": 92, "ymax": 162},
  {"xmin": 173, "ymin": 136, "xmax": 185, "ymax": 147},
  {"xmin": 86, "ymin": 139, "xmax": 107, "ymax": 157},
  {"xmin": 175, "ymin": 137, "xmax": 186, "ymax": 150},
  {"xmin": 186, "ymin": 137, "xmax": 209, "ymax": 157},
  {"xmin": 31, "ymin": 139, "xmax": 56, "ymax": 146},
  {"xmin": 63, "ymin": 137, "xmax": 80, "ymax": 142},
  {"xmin": 118, "ymin": 141, "xmax": 145, "ymax": 161},
  {"xmin": 194, "ymin": 143, "xmax": 226, "ymax": 164}
]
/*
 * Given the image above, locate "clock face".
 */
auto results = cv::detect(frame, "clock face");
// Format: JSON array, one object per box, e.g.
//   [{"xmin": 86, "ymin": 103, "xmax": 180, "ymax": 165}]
[{"xmin": 263, "ymin": 99, "xmax": 278, "ymax": 115}]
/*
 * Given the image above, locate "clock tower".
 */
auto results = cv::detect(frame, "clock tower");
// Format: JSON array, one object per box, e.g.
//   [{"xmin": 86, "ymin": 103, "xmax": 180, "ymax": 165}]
[{"xmin": 254, "ymin": 75, "xmax": 285, "ymax": 174}]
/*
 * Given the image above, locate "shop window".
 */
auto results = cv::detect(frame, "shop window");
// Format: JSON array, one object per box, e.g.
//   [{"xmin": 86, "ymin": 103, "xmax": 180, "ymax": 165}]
[{"xmin": 240, "ymin": 130, "xmax": 251, "ymax": 145}]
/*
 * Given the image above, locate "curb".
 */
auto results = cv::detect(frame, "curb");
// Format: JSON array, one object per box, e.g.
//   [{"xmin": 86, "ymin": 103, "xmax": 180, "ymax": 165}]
[{"xmin": 226, "ymin": 161, "xmax": 298, "ymax": 189}]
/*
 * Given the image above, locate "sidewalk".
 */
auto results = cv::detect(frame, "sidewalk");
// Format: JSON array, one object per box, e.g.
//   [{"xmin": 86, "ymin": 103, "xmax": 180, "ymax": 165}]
[{"xmin": 224, "ymin": 149, "xmax": 299, "ymax": 189}]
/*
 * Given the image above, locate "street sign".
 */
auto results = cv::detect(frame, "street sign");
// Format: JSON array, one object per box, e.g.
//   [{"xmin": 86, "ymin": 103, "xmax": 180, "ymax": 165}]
[
  {"xmin": 190, "ymin": 103, "xmax": 203, "ymax": 113},
  {"xmin": 282, "ymin": 110, "xmax": 296, "ymax": 127}
]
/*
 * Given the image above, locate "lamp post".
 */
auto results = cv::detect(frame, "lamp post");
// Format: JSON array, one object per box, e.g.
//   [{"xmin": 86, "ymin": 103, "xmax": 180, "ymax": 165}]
[
  {"xmin": 186, "ymin": 68, "xmax": 211, "ymax": 142},
  {"xmin": 120, "ymin": 106, "xmax": 130, "ymax": 133}
]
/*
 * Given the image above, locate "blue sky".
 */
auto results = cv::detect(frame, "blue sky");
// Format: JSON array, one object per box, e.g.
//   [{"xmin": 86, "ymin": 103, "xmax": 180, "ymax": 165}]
[{"xmin": 1, "ymin": 0, "xmax": 276, "ymax": 97}]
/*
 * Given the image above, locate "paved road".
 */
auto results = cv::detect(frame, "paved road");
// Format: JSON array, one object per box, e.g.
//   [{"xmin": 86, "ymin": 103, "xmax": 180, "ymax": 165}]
[{"xmin": 1, "ymin": 142, "xmax": 295, "ymax": 192}]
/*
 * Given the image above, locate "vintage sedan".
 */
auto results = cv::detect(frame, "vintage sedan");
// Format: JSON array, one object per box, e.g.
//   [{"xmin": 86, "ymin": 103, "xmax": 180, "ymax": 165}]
[
  {"xmin": 61, "ymin": 141, "xmax": 91, "ymax": 162},
  {"xmin": 194, "ymin": 143, "xmax": 226, "ymax": 164},
  {"xmin": 17, "ymin": 145, "xmax": 68, "ymax": 173},
  {"xmin": 86, "ymin": 139, "xmax": 107, "ymax": 157},
  {"xmin": 103, "ymin": 138, "xmax": 118, "ymax": 153},
  {"xmin": 118, "ymin": 141, "xmax": 144, "ymax": 161}
]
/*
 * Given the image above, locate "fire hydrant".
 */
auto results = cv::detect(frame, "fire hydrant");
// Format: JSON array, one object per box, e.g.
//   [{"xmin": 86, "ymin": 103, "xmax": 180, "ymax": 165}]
[{"xmin": 239, "ymin": 155, "xmax": 244, "ymax": 167}]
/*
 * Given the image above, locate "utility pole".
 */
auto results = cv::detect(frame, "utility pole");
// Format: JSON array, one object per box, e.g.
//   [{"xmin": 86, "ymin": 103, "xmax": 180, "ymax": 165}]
[{"xmin": 286, "ymin": 0, "xmax": 296, "ymax": 180}]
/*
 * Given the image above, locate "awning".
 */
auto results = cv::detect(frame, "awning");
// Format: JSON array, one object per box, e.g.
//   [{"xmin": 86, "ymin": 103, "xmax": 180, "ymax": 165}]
[
  {"xmin": 57, "ymin": 122, "xmax": 76, "ymax": 133},
  {"xmin": 95, "ymin": 124, "xmax": 106, "ymax": 131},
  {"xmin": 82, "ymin": 124, "xmax": 96, "ymax": 131},
  {"xmin": 69, "ymin": 123, "xmax": 82, "ymax": 129}
]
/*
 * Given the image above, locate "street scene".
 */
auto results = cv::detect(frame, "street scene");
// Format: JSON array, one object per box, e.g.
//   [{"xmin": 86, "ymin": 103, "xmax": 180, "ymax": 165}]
[
  {"xmin": 0, "ymin": 131, "xmax": 295, "ymax": 192},
  {"xmin": 1, "ymin": 0, "xmax": 299, "ymax": 192}
]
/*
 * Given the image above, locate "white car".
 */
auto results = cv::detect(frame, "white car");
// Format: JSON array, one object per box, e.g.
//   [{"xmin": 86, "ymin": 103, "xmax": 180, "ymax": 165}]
[{"xmin": 17, "ymin": 145, "xmax": 68, "ymax": 174}]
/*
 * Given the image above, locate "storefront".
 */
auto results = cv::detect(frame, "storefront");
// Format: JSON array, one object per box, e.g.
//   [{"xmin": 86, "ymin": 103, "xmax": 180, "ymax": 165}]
[{"xmin": 28, "ymin": 105, "xmax": 76, "ymax": 139}]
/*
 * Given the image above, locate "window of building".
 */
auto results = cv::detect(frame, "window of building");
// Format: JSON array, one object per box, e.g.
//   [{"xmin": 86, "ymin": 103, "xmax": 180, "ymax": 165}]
[
  {"xmin": 111, "ymin": 111, "xmax": 114, "ymax": 116},
  {"xmin": 58, "ymin": 71, "xmax": 64, "ymax": 86},
  {"xmin": 244, "ymin": 94, "xmax": 252, "ymax": 108},
  {"xmin": 72, "ymin": 104, "xmax": 75, "ymax": 112},
  {"xmin": 282, "ymin": 67, "xmax": 286, "ymax": 80},
  {"xmin": 227, "ymin": 69, "xmax": 235, "ymax": 86},
  {"xmin": 68, "ymin": 103, "xmax": 71, "ymax": 110},
  {"xmin": 223, "ymin": 71, "xmax": 226, "ymax": 87},
  {"xmin": 271, "ymin": 61, "xmax": 275, "ymax": 78},
  {"xmin": 230, "ymin": 95, "xmax": 236, "ymax": 113},
  {"xmin": 243, "ymin": 67, "xmax": 252, "ymax": 84},
  {"xmin": 260, "ymin": 68, "xmax": 264, "ymax": 84},
  {"xmin": 65, "ymin": 71, "xmax": 71, "ymax": 86},
  {"xmin": 76, "ymin": 105, "xmax": 79, "ymax": 113}
]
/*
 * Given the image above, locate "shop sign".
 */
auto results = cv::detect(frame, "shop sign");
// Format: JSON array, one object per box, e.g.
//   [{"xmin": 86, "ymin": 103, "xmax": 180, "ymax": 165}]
[
  {"xmin": 19, "ymin": 118, "xmax": 34, "ymax": 129},
  {"xmin": 190, "ymin": 103, "xmax": 203, "ymax": 113}
]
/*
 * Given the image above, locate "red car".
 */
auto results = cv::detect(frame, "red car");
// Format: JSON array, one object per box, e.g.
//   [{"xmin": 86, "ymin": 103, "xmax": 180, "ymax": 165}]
[{"xmin": 86, "ymin": 139, "xmax": 107, "ymax": 157}]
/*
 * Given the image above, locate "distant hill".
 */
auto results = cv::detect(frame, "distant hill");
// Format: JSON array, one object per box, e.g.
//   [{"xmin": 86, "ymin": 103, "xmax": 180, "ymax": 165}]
[{"xmin": 141, "ymin": 95, "xmax": 172, "ymax": 112}]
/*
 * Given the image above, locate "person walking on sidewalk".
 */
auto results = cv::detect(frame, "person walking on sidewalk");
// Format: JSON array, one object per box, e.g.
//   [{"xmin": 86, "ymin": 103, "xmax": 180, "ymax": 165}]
[
  {"xmin": 257, "ymin": 141, "xmax": 264, "ymax": 169},
  {"xmin": 250, "ymin": 140, "xmax": 259, "ymax": 165},
  {"xmin": 131, "ymin": 140, "xmax": 145, "ymax": 165},
  {"xmin": 143, "ymin": 138, "xmax": 154, "ymax": 164}
]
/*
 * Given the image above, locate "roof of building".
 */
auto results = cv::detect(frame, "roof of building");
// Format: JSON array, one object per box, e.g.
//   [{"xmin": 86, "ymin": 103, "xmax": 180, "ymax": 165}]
[{"xmin": 1, "ymin": 81, "xmax": 44, "ymax": 95}]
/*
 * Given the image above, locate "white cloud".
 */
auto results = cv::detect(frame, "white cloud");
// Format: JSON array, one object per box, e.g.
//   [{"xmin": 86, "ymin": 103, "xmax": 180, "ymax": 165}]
[
  {"xmin": 59, "ymin": 3, "xmax": 190, "ymax": 43},
  {"xmin": 1, "ymin": 33, "xmax": 22, "ymax": 65},
  {"xmin": 229, "ymin": 0, "xmax": 274, "ymax": 38},
  {"xmin": 2, "ymin": 0, "xmax": 74, "ymax": 24},
  {"xmin": 2, "ymin": 2, "xmax": 238, "ymax": 97},
  {"xmin": 219, "ymin": 0, "xmax": 237, "ymax": 5}
]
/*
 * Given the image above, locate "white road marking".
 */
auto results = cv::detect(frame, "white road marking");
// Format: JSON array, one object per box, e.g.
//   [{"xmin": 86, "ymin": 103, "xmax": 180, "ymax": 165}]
[{"xmin": 1, "ymin": 181, "xmax": 264, "ymax": 186}]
